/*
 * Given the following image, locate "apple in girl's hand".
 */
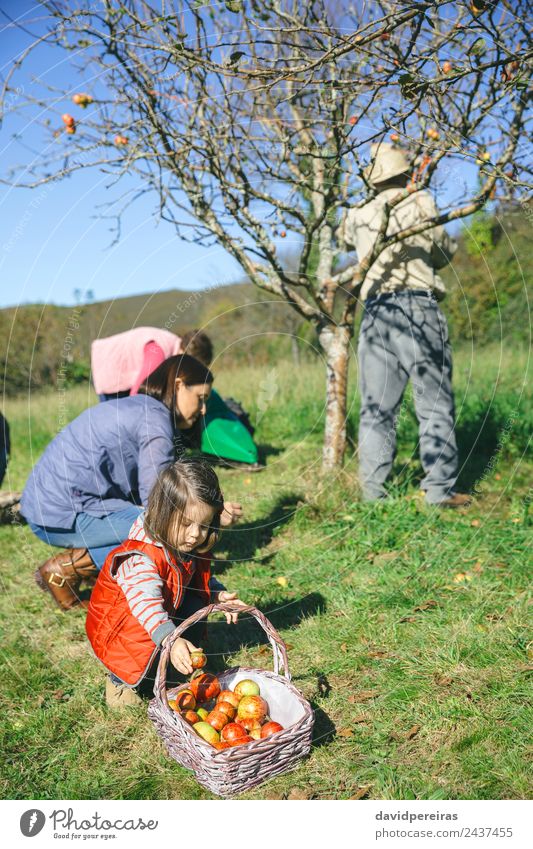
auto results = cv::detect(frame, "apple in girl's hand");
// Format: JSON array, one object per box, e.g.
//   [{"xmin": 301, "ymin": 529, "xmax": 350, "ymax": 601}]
[
  {"xmin": 174, "ymin": 689, "xmax": 196, "ymax": 711},
  {"xmin": 180, "ymin": 710, "xmax": 200, "ymax": 725},
  {"xmin": 190, "ymin": 650, "xmax": 207, "ymax": 670},
  {"xmin": 196, "ymin": 707, "xmax": 209, "ymax": 720},
  {"xmin": 234, "ymin": 679, "xmax": 260, "ymax": 698},
  {"xmin": 221, "ymin": 722, "xmax": 247, "ymax": 743},
  {"xmin": 216, "ymin": 700, "xmax": 236, "ymax": 720},
  {"xmin": 206, "ymin": 709, "xmax": 229, "ymax": 732},
  {"xmin": 237, "ymin": 695, "xmax": 268, "ymax": 723},
  {"xmin": 217, "ymin": 690, "xmax": 241, "ymax": 708},
  {"xmin": 193, "ymin": 721, "xmax": 220, "ymax": 745},
  {"xmin": 261, "ymin": 721, "xmax": 284, "ymax": 738}
]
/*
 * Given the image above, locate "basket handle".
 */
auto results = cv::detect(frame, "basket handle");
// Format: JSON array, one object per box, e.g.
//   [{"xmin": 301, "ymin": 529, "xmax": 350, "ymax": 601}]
[{"xmin": 154, "ymin": 602, "xmax": 290, "ymax": 707}]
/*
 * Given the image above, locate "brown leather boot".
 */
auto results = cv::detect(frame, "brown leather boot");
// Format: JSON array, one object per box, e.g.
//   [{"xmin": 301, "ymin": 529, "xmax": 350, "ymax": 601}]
[{"xmin": 34, "ymin": 548, "xmax": 98, "ymax": 611}]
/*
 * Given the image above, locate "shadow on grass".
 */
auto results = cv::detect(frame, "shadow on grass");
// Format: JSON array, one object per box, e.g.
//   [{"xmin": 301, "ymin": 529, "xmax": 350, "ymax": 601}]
[
  {"xmin": 257, "ymin": 443, "xmax": 284, "ymax": 463},
  {"xmin": 201, "ymin": 592, "xmax": 327, "ymax": 670},
  {"xmin": 309, "ymin": 702, "xmax": 336, "ymax": 749},
  {"xmin": 213, "ymin": 492, "xmax": 303, "ymax": 569}
]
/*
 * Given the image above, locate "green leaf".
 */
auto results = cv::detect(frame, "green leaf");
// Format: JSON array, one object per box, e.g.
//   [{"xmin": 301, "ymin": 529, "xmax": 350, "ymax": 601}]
[{"xmin": 225, "ymin": 0, "xmax": 244, "ymax": 11}]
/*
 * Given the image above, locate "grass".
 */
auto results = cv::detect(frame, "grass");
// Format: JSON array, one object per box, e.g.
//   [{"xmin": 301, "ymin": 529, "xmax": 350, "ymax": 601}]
[{"xmin": 0, "ymin": 343, "xmax": 531, "ymax": 800}]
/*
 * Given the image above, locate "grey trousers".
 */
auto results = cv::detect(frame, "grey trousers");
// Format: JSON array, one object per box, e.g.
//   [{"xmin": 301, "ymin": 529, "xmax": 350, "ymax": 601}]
[{"xmin": 357, "ymin": 290, "xmax": 459, "ymax": 504}]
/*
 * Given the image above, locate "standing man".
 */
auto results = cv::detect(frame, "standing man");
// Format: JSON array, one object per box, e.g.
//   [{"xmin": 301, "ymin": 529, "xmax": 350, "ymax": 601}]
[{"xmin": 344, "ymin": 142, "xmax": 470, "ymax": 507}]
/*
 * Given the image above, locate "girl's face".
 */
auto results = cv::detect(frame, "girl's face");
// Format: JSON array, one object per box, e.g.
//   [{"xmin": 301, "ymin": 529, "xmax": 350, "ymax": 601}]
[
  {"xmin": 172, "ymin": 499, "xmax": 218, "ymax": 553},
  {"xmin": 175, "ymin": 378, "xmax": 211, "ymax": 429}
]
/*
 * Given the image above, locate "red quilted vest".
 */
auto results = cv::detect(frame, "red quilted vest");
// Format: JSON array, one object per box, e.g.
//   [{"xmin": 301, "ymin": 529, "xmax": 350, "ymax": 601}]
[{"xmin": 86, "ymin": 538, "xmax": 211, "ymax": 686}]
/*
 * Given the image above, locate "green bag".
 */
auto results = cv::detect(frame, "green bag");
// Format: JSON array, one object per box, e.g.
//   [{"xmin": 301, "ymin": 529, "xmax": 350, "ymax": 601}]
[{"xmin": 201, "ymin": 389, "xmax": 259, "ymax": 465}]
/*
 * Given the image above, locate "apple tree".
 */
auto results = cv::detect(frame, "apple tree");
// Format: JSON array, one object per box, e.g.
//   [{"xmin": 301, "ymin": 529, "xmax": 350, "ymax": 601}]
[{"xmin": 1, "ymin": 0, "xmax": 531, "ymax": 468}]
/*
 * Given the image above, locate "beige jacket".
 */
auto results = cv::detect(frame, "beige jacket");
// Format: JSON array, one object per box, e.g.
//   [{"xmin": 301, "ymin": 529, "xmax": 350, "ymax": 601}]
[{"xmin": 343, "ymin": 188, "xmax": 457, "ymax": 301}]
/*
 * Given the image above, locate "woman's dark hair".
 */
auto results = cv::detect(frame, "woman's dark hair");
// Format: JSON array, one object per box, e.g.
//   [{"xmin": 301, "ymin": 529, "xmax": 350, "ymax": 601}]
[
  {"xmin": 138, "ymin": 354, "xmax": 214, "ymax": 447},
  {"xmin": 144, "ymin": 458, "xmax": 224, "ymax": 559}
]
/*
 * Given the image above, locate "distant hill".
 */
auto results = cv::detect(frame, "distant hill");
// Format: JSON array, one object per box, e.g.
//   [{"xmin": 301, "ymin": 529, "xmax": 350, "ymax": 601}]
[{"xmin": 1, "ymin": 205, "xmax": 530, "ymax": 396}]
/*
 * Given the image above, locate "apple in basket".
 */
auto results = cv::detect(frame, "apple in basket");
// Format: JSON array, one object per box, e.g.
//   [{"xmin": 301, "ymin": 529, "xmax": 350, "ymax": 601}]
[
  {"xmin": 234, "ymin": 679, "xmax": 260, "ymax": 698},
  {"xmin": 216, "ymin": 700, "xmax": 236, "ymax": 720},
  {"xmin": 196, "ymin": 707, "xmax": 209, "ymax": 720},
  {"xmin": 174, "ymin": 689, "xmax": 196, "ymax": 711},
  {"xmin": 193, "ymin": 721, "xmax": 220, "ymax": 746},
  {"xmin": 214, "ymin": 741, "xmax": 231, "ymax": 751},
  {"xmin": 221, "ymin": 722, "xmax": 248, "ymax": 744},
  {"xmin": 217, "ymin": 690, "xmax": 241, "ymax": 709},
  {"xmin": 237, "ymin": 695, "xmax": 268, "ymax": 723},
  {"xmin": 229, "ymin": 735, "xmax": 254, "ymax": 747},
  {"xmin": 239, "ymin": 716, "xmax": 262, "ymax": 734},
  {"xmin": 180, "ymin": 710, "xmax": 200, "ymax": 726},
  {"xmin": 189, "ymin": 673, "xmax": 221, "ymax": 703},
  {"xmin": 190, "ymin": 650, "xmax": 207, "ymax": 670},
  {"xmin": 206, "ymin": 709, "xmax": 229, "ymax": 732},
  {"xmin": 261, "ymin": 721, "xmax": 284, "ymax": 738}
]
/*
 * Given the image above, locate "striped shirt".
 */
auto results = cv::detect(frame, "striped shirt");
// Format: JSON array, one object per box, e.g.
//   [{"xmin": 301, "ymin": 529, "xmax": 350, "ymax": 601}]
[{"xmin": 115, "ymin": 514, "xmax": 225, "ymax": 646}]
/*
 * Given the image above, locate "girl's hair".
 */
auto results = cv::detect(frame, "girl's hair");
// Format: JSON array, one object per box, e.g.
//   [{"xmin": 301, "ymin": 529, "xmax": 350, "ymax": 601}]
[
  {"xmin": 180, "ymin": 330, "xmax": 214, "ymax": 367},
  {"xmin": 137, "ymin": 354, "xmax": 214, "ymax": 447},
  {"xmin": 144, "ymin": 458, "xmax": 224, "ymax": 559}
]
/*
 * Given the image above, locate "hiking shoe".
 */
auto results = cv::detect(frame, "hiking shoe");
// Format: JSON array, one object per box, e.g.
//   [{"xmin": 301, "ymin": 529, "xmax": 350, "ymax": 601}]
[{"xmin": 105, "ymin": 676, "xmax": 142, "ymax": 708}]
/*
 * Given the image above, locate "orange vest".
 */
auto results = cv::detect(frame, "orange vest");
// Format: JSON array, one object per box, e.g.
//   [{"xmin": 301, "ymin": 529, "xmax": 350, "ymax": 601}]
[{"xmin": 85, "ymin": 538, "xmax": 211, "ymax": 686}]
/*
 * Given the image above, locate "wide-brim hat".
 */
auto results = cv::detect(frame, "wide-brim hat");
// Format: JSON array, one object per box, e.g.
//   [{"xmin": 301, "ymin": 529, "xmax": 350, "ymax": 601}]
[{"xmin": 364, "ymin": 142, "xmax": 411, "ymax": 184}]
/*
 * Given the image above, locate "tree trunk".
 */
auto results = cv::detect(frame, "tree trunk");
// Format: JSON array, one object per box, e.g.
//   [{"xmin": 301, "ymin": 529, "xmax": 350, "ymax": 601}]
[{"xmin": 318, "ymin": 324, "xmax": 351, "ymax": 470}]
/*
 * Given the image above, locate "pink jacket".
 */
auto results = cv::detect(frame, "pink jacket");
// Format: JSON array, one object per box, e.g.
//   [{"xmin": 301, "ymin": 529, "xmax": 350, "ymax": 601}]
[{"xmin": 91, "ymin": 327, "xmax": 182, "ymax": 395}]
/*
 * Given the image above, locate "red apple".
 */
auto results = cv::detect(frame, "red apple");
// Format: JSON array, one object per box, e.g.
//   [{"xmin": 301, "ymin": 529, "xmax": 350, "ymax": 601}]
[
  {"xmin": 217, "ymin": 690, "xmax": 241, "ymax": 709},
  {"xmin": 214, "ymin": 741, "xmax": 231, "ymax": 750},
  {"xmin": 180, "ymin": 710, "xmax": 200, "ymax": 725},
  {"xmin": 65, "ymin": 125, "xmax": 76, "ymax": 135},
  {"xmin": 390, "ymin": 133, "xmax": 399, "ymax": 142},
  {"xmin": 190, "ymin": 650, "xmax": 207, "ymax": 670},
  {"xmin": 206, "ymin": 709, "xmax": 229, "ymax": 732},
  {"xmin": 174, "ymin": 689, "xmax": 196, "ymax": 711},
  {"xmin": 190, "ymin": 673, "xmax": 221, "ymax": 703},
  {"xmin": 237, "ymin": 695, "xmax": 268, "ymax": 723},
  {"xmin": 261, "ymin": 721, "xmax": 284, "ymax": 738},
  {"xmin": 442, "ymin": 60, "xmax": 452, "ymax": 74},
  {"xmin": 234, "ymin": 679, "xmax": 260, "ymax": 698},
  {"xmin": 193, "ymin": 721, "xmax": 220, "ymax": 746},
  {"xmin": 221, "ymin": 722, "xmax": 248, "ymax": 743},
  {"xmin": 216, "ymin": 700, "xmax": 236, "ymax": 720},
  {"xmin": 228, "ymin": 735, "xmax": 254, "ymax": 747},
  {"xmin": 62, "ymin": 113, "xmax": 75, "ymax": 126},
  {"xmin": 349, "ymin": 115, "xmax": 357, "ymax": 126},
  {"xmin": 239, "ymin": 716, "xmax": 262, "ymax": 734}
]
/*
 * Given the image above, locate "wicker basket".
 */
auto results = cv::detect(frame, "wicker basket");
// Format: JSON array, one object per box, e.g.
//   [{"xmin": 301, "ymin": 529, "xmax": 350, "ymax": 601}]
[{"xmin": 148, "ymin": 602, "xmax": 314, "ymax": 797}]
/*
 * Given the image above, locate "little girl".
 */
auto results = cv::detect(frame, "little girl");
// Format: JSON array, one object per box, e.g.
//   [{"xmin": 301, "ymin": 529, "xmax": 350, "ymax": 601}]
[{"xmin": 86, "ymin": 458, "xmax": 247, "ymax": 707}]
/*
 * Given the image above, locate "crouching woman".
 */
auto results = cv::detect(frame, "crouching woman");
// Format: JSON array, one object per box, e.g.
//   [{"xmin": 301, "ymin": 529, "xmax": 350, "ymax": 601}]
[{"xmin": 86, "ymin": 458, "xmax": 247, "ymax": 707}]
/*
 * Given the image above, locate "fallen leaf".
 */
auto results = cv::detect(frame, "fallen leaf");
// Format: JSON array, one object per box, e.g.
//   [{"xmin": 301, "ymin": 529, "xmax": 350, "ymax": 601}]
[
  {"xmin": 413, "ymin": 599, "xmax": 438, "ymax": 612},
  {"xmin": 405, "ymin": 724, "xmax": 421, "ymax": 739},
  {"xmin": 365, "ymin": 552, "xmax": 376, "ymax": 561},
  {"xmin": 367, "ymin": 650, "xmax": 389, "ymax": 658},
  {"xmin": 287, "ymin": 787, "xmax": 312, "ymax": 800},
  {"xmin": 340, "ymin": 643, "xmax": 348, "ymax": 653},
  {"xmin": 337, "ymin": 728, "xmax": 355, "ymax": 738},
  {"xmin": 471, "ymin": 519, "xmax": 481, "ymax": 527},
  {"xmin": 276, "ymin": 576, "xmax": 288, "ymax": 587},
  {"xmin": 348, "ymin": 690, "xmax": 377, "ymax": 703},
  {"xmin": 353, "ymin": 714, "xmax": 368, "ymax": 724},
  {"xmin": 333, "ymin": 610, "xmax": 349, "ymax": 618},
  {"xmin": 472, "ymin": 561, "xmax": 484, "ymax": 573},
  {"xmin": 264, "ymin": 791, "xmax": 285, "ymax": 800},
  {"xmin": 341, "ymin": 514, "xmax": 355, "ymax": 522},
  {"xmin": 486, "ymin": 613, "xmax": 503, "ymax": 622},
  {"xmin": 400, "ymin": 615, "xmax": 417, "ymax": 623},
  {"xmin": 350, "ymin": 786, "xmax": 370, "ymax": 799},
  {"xmin": 453, "ymin": 572, "xmax": 473, "ymax": 583},
  {"xmin": 434, "ymin": 674, "xmax": 453, "ymax": 686},
  {"xmin": 491, "ymin": 561, "xmax": 507, "ymax": 570},
  {"xmin": 52, "ymin": 689, "xmax": 70, "ymax": 701},
  {"xmin": 511, "ymin": 518, "xmax": 521, "ymax": 524},
  {"xmin": 374, "ymin": 551, "xmax": 400, "ymax": 565}
]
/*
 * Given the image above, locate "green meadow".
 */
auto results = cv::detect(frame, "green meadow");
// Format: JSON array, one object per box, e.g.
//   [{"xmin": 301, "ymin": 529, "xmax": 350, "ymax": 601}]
[{"xmin": 0, "ymin": 345, "xmax": 531, "ymax": 800}]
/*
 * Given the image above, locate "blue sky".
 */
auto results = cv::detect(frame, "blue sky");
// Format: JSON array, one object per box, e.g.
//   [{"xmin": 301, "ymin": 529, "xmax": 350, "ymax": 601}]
[
  {"xmin": 0, "ymin": 1, "xmax": 244, "ymax": 309},
  {"xmin": 0, "ymin": 1, "xmax": 479, "ymax": 311}
]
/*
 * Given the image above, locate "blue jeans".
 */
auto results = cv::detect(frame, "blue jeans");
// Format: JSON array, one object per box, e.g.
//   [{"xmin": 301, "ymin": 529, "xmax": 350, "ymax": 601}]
[{"xmin": 28, "ymin": 505, "xmax": 143, "ymax": 570}]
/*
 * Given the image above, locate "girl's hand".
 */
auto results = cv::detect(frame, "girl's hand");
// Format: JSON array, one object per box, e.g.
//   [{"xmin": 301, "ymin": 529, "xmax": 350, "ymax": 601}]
[
  {"xmin": 215, "ymin": 590, "xmax": 248, "ymax": 624},
  {"xmin": 168, "ymin": 637, "xmax": 201, "ymax": 676},
  {"xmin": 220, "ymin": 501, "xmax": 243, "ymax": 527}
]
